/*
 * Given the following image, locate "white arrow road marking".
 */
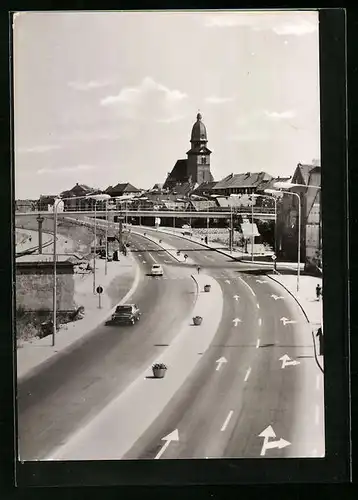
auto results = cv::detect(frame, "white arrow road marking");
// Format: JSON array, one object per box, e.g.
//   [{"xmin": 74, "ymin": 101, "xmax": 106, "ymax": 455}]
[
  {"xmin": 280, "ymin": 317, "xmax": 297, "ymax": 326},
  {"xmin": 155, "ymin": 429, "xmax": 179, "ymax": 459},
  {"xmin": 239, "ymin": 277, "xmax": 256, "ymax": 297},
  {"xmin": 256, "ymin": 279, "xmax": 268, "ymax": 284},
  {"xmin": 279, "ymin": 354, "xmax": 300, "ymax": 369},
  {"xmin": 232, "ymin": 318, "xmax": 242, "ymax": 326},
  {"xmin": 216, "ymin": 357, "xmax": 228, "ymax": 371},
  {"xmin": 271, "ymin": 294, "xmax": 284, "ymax": 300},
  {"xmin": 220, "ymin": 411, "xmax": 234, "ymax": 431},
  {"xmin": 225, "ymin": 279, "xmax": 231, "ymax": 284},
  {"xmin": 258, "ymin": 318, "xmax": 262, "ymax": 326},
  {"xmin": 244, "ymin": 367, "xmax": 251, "ymax": 382},
  {"xmin": 256, "ymin": 338, "xmax": 260, "ymax": 348},
  {"xmin": 233, "ymin": 295, "xmax": 240, "ymax": 301},
  {"xmin": 259, "ymin": 425, "xmax": 291, "ymax": 456}
]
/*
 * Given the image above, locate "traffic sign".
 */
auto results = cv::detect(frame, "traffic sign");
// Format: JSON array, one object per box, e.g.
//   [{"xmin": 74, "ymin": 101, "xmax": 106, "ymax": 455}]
[
  {"xmin": 271, "ymin": 254, "xmax": 277, "ymax": 260},
  {"xmin": 96, "ymin": 286, "xmax": 103, "ymax": 294}
]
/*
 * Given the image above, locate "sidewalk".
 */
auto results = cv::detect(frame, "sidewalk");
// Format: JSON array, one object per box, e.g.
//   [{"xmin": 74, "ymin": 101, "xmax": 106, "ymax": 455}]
[
  {"xmin": 267, "ymin": 273, "xmax": 324, "ymax": 371},
  {"xmin": 17, "ymin": 253, "xmax": 140, "ymax": 381},
  {"xmin": 48, "ymin": 274, "xmax": 224, "ymax": 460}
]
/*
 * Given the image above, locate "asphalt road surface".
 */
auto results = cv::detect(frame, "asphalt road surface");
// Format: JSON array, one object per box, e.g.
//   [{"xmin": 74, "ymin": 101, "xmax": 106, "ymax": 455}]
[
  {"xmin": 17, "ymin": 233, "xmax": 196, "ymax": 460},
  {"xmin": 122, "ymin": 228, "xmax": 324, "ymax": 459}
]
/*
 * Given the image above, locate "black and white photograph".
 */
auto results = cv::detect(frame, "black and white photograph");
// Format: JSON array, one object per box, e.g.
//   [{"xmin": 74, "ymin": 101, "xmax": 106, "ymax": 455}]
[{"xmin": 14, "ymin": 10, "xmax": 326, "ymax": 462}]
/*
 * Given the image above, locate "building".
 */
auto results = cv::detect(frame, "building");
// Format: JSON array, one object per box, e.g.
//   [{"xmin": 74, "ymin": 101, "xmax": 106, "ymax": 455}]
[
  {"xmin": 16, "ymin": 254, "xmax": 76, "ymax": 313},
  {"xmin": 15, "ymin": 200, "xmax": 38, "ymax": 212},
  {"xmin": 277, "ymin": 161, "xmax": 321, "ymax": 270},
  {"xmin": 38, "ymin": 195, "xmax": 58, "ymax": 211},
  {"xmin": 163, "ymin": 113, "xmax": 214, "ymax": 191},
  {"xmin": 60, "ymin": 183, "xmax": 101, "ymax": 211},
  {"xmin": 104, "ymin": 182, "xmax": 141, "ymax": 198},
  {"xmin": 212, "ymin": 171, "xmax": 273, "ymax": 197}
]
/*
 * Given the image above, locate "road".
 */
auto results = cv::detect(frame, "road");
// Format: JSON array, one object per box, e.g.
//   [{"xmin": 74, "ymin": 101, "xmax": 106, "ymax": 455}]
[
  {"xmin": 121, "ymin": 228, "xmax": 325, "ymax": 459},
  {"xmin": 17, "ymin": 232, "xmax": 196, "ymax": 460}
]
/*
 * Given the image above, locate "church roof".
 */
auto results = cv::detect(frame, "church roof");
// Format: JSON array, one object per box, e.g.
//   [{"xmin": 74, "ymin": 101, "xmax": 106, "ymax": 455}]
[
  {"xmin": 191, "ymin": 113, "xmax": 207, "ymax": 142},
  {"xmin": 163, "ymin": 159, "xmax": 188, "ymax": 190}
]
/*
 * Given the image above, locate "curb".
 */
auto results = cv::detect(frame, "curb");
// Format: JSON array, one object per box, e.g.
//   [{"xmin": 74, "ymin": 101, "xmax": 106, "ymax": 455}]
[
  {"xmin": 133, "ymin": 226, "xmax": 277, "ymax": 264},
  {"xmin": 267, "ymin": 274, "xmax": 324, "ymax": 374}
]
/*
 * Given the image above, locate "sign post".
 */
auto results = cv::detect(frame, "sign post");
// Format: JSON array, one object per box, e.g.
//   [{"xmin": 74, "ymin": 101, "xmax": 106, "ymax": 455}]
[
  {"xmin": 96, "ymin": 285, "xmax": 104, "ymax": 309},
  {"xmin": 272, "ymin": 254, "xmax": 277, "ymax": 272}
]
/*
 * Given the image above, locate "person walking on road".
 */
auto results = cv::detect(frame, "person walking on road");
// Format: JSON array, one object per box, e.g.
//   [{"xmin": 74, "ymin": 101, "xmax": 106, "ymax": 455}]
[
  {"xmin": 316, "ymin": 283, "xmax": 322, "ymax": 301},
  {"xmin": 197, "ymin": 265, "xmax": 201, "ymax": 274},
  {"xmin": 205, "ymin": 236, "xmax": 208, "ymax": 245}
]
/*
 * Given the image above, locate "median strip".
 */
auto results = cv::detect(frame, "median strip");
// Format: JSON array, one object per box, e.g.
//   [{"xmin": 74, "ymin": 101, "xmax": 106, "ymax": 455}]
[{"xmin": 46, "ymin": 273, "xmax": 224, "ymax": 461}]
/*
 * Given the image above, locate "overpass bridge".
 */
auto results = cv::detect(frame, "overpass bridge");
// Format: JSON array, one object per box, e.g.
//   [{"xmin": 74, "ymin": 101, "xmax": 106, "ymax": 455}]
[{"xmin": 15, "ymin": 208, "xmax": 276, "ymax": 220}]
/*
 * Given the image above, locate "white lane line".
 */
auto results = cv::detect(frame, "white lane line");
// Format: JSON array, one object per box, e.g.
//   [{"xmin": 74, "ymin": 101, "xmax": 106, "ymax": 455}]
[
  {"xmin": 258, "ymin": 318, "xmax": 262, "ymax": 326},
  {"xmin": 256, "ymin": 338, "xmax": 260, "ymax": 349},
  {"xmin": 220, "ymin": 411, "xmax": 234, "ymax": 431},
  {"xmin": 244, "ymin": 367, "xmax": 251, "ymax": 382},
  {"xmin": 315, "ymin": 405, "xmax": 320, "ymax": 425},
  {"xmin": 316, "ymin": 374, "xmax": 320, "ymax": 390},
  {"xmin": 148, "ymin": 252, "xmax": 158, "ymax": 263},
  {"xmin": 256, "ymin": 303, "xmax": 260, "ymax": 309},
  {"xmin": 239, "ymin": 276, "xmax": 256, "ymax": 297}
]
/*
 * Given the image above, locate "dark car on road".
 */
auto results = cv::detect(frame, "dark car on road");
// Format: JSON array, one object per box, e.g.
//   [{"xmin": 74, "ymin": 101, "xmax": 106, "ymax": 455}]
[{"xmin": 106, "ymin": 304, "xmax": 141, "ymax": 325}]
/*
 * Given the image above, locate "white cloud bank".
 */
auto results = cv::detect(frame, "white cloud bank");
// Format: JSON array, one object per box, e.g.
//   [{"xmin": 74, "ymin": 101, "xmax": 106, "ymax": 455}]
[
  {"xmin": 37, "ymin": 164, "xmax": 94, "ymax": 175},
  {"xmin": 68, "ymin": 79, "xmax": 115, "ymax": 91},
  {"xmin": 101, "ymin": 77, "xmax": 187, "ymax": 106},
  {"xmin": 205, "ymin": 96, "xmax": 235, "ymax": 104}
]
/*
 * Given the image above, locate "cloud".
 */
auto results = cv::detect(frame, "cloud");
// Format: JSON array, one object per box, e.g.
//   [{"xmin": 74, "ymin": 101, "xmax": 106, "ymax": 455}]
[
  {"xmin": 100, "ymin": 77, "xmax": 188, "ymax": 123},
  {"xmin": 37, "ymin": 164, "xmax": 94, "ymax": 175},
  {"xmin": 264, "ymin": 110, "xmax": 296, "ymax": 120},
  {"xmin": 18, "ymin": 144, "xmax": 62, "ymax": 154},
  {"xmin": 156, "ymin": 115, "xmax": 185, "ymax": 124},
  {"xmin": 101, "ymin": 77, "xmax": 187, "ymax": 106},
  {"xmin": 68, "ymin": 79, "xmax": 115, "ymax": 91},
  {"xmin": 205, "ymin": 96, "xmax": 234, "ymax": 104},
  {"xmin": 204, "ymin": 12, "xmax": 317, "ymax": 36}
]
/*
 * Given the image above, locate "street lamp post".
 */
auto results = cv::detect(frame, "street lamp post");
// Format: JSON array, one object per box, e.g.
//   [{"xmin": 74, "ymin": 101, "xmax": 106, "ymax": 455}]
[
  {"xmin": 105, "ymin": 199, "xmax": 108, "ymax": 276},
  {"xmin": 266, "ymin": 188, "xmax": 301, "ymax": 291},
  {"xmin": 93, "ymin": 200, "xmax": 97, "ymax": 294},
  {"xmin": 52, "ymin": 194, "xmax": 91, "ymax": 347},
  {"xmin": 251, "ymin": 195, "xmax": 254, "ymax": 262}
]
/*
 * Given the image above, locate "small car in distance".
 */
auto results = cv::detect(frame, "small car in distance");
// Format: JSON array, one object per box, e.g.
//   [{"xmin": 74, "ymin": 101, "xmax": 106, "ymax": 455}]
[
  {"xmin": 151, "ymin": 264, "xmax": 164, "ymax": 276},
  {"xmin": 107, "ymin": 304, "xmax": 141, "ymax": 325}
]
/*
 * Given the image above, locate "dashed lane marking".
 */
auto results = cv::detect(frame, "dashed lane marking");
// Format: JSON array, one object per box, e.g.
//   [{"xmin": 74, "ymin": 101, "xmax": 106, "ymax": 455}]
[
  {"xmin": 256, "ymin": 338, "xmax": 260, "ymax": 348},
  {"xmin": 256, "ymin": 303, "xmax": 260, "ymax": 309},
  {"xmin": 244, "ymin": 367, "xmax": 251, "ymax": 382},
  {"xmin": 258, "ymin": 318, "xmax": 262, "ymax": 326},
  {"xmin": 220, "ymin": 411, "xmax": 234, "ymax": 431}
]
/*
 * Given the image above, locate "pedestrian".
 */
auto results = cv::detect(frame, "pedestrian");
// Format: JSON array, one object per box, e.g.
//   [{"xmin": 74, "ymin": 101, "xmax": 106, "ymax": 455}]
[
  {"xmin": 197, "ymin": 265, "xmax": 201, "ymax": 274},
  {"xmin": 316, "ymin": 326, "xmax": 323, "ymax": 356},
  {"xmin": 316, "ymin": 283, "xmax": 322, "ymax": 300},
  {"xmin": 205, "ymin": 236, "xmax": 208, "ymax": 245}
]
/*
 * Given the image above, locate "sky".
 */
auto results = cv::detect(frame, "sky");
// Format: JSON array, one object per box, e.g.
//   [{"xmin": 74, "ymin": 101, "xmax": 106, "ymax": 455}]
[{"xmin": 13, "ymin": 10, "xmax": 320, "ymax": 199}]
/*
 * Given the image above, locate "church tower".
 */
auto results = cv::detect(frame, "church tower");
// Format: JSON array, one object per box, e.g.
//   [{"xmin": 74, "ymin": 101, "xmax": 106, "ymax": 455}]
[{"xmin": 186, "ymin": 113, "xmax": 213, "ymax": 185}]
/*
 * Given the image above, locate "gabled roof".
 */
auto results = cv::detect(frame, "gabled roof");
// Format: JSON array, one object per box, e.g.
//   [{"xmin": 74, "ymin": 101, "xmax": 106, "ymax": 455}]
[
  {"xmin": 192, "ymin": 181, "xmax": 217, "ymax": 195},
  {"xmin": 163, "ymin": 159, "xmax": 188, "ymax": 190},
  {"xmin": 213, "ymin": 172, "xmax": 273, "ymax": 190},
  {"xmin": 187, "ymin": 199, "xmax": 218, "ymax": 211},
  {"xmin": 257, "ymin": 176, "xmax": 291, "ymax": 191},
  {"xmin": 292, "ymin": 163, "xmax": 319, "ymax": 185},
  {"xmin": 105, "ymin": 182, "xmax": 140, "ymax": 195}
]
